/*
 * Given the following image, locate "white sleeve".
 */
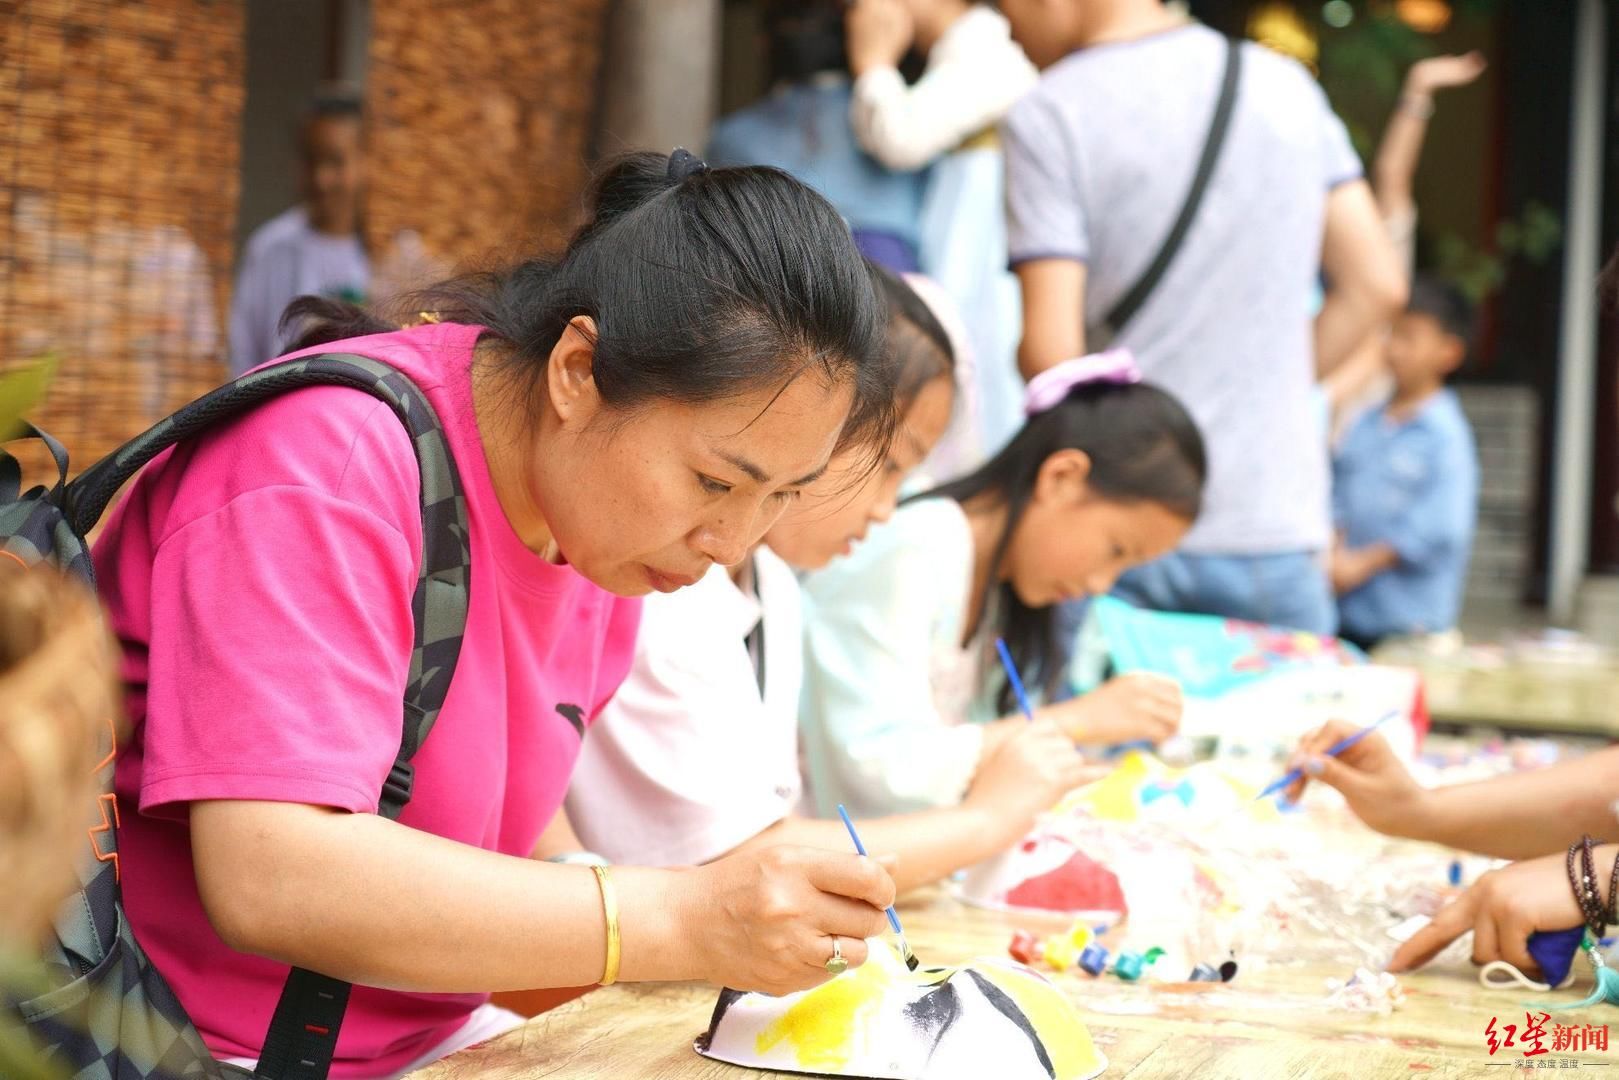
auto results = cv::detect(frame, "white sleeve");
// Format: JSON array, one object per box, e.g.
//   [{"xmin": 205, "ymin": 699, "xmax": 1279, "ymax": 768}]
[
  {"xmin": 850, "ymin": 34, "xmax": 1038, "ymax": 171},
  {"xmin": 568, "ymin": 598, "xmax": 792, "ymax": 867},
  {"xmin": 800, "ymin": 507, "xmax": 984, "ymax": 816}
]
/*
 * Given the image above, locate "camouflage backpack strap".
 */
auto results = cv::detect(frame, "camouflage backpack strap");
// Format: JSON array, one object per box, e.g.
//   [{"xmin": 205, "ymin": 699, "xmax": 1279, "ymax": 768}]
[
  {"xmin": 0, "ymin": 420, "xmax": 95, "ymax": 582},
  {"xmin": 66, "ymin": 352, "xmax": 470, "ymax": 775},
  {"xmin": 65, "ymin": 353, "xmax": 471, "ymax": 1080}
]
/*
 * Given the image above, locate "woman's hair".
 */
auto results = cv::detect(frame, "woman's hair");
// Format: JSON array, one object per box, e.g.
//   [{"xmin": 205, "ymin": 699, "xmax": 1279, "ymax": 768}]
[
  {"xmin": 284, "ymin": 151, "xmax": 895, "ymax": 456},
  {"xmin": 869, "ymin": 263, "xmax": 955, "ymax": 409},
  {"xmin": 916, "ymin": 381, "xmax": 1206, "ymax": 711}
]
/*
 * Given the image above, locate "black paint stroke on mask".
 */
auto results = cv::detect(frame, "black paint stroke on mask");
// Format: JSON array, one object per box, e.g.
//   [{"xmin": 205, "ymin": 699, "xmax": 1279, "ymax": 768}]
[{"xmin": 964, "ymin": 969, "xmax": 1056, "ymax": 1080}]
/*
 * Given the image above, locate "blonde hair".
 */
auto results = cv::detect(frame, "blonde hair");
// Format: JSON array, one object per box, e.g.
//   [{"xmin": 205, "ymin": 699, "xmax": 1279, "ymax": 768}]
[{"xmin": 0, "ymin": 564, "xmax": 123, "ymax": 943}]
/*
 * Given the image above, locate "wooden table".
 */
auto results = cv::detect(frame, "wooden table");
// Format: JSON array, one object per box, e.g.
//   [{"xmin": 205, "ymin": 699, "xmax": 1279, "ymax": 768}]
[
  {"xmin": 1372, "ymin": 644, "xmax": 1619, "ymax": 739},
  {"xmin": 410, "ymin": 886, "xmax": 1608, "ymax": 1079}
]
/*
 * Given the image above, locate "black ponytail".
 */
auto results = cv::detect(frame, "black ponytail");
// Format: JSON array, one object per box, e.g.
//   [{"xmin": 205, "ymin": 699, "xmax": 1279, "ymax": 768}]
[
  {"xmin": 282, "ymin": 149, "xmax": 894, "ymax": 456},
  {"xmin": 915, "ymin": 381, "xmax": 1206, "ymax": 712}
]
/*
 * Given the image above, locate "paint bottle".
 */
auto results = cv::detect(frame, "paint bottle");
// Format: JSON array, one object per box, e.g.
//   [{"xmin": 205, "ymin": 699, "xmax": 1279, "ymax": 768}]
[
  {"xmin": 1113, "ymin": 952, "xmax": 1145, "ymax": 981},
  {"xmin": 1008, "ymin": 930, "xmax": 1040, "ymax": 966},
  {"xmin": 1042, "ymin": 934, "xmax": 1081, "ymax": 972},
  {"xmin": 1079, "ymin": 944, "xmax": 1110, "ymax": 976}
]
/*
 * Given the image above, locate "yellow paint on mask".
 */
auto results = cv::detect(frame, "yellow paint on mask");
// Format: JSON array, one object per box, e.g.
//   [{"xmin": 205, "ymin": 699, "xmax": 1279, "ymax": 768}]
[
  {"xmin": 1071, "ymin": 751, "xmax": 1274, "ymax": 824},
  {"xmin": 974, "ymin": 963, "xmax": 1103, "ymax": 1080},
  {"xmin": 1073, "ymin": 750, "xmax": 1153, "ymax": 820},
  {"xmin": 755, "ymin": 952, "xmax": 894, "ymax": 1070}
]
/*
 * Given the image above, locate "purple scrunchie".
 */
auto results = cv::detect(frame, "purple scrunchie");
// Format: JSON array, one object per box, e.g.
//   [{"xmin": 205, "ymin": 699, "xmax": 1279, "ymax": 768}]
[{"xmin": 1023, "ymin": 349, "xmax": 1143, "ymax": 416}]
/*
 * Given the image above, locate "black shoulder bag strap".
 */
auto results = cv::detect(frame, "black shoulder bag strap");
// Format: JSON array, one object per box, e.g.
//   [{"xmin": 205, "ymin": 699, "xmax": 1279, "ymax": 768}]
[
  {"xmin": 1091, "ymin": 36, "xmax": 1244, "ymax": 345},
  {"xmin": 65, "ymin": 353, "xmax": 471, "ymax": 1080}
]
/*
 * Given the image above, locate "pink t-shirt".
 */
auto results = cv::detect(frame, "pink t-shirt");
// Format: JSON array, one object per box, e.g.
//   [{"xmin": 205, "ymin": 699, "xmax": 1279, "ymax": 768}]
[{"xmin": 93, "ymin": 322, "xmax": 641, "ymax": 1077}]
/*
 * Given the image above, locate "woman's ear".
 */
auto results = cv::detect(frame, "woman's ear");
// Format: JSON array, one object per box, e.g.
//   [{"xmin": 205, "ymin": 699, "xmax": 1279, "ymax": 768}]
[
  {"xmin": 1031, "ymin": 448, "xmax": 1093, "ymax": 506},
  {"xmin": 545, "ymin": 315, "xmax": 602, "ymax": 427}
]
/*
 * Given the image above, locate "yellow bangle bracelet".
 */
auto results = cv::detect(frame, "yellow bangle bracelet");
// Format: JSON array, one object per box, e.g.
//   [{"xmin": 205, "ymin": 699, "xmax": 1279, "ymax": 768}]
[{"xmin": 591, "ymin": 865, "xmax": 621, "ymax": 986}]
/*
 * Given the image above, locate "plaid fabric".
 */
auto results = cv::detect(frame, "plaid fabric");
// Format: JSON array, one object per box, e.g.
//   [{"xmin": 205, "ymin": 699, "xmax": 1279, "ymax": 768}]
[{"xmin": 0, "ymin": 355, "xmax": 470, "ymax": 1080}]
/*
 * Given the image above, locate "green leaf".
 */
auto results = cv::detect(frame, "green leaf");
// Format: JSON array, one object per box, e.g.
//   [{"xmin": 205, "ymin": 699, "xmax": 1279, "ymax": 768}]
[{"xmin": 0, "ymin": 354, "xmax": 57, "ymax": 441}]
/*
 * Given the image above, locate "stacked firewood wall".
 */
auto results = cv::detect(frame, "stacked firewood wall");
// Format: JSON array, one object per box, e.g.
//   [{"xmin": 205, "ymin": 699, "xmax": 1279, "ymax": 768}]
[
  {"xmin": 363, "ymin": 0, "xmax": 612, "ymax": 282},
  {"xmin": 0, "ymin": 0, "xmax": 244, "ymax": 480},
  {"xmin": 1, "ymin": 0, "xmax": 611, "ymax": 486}
]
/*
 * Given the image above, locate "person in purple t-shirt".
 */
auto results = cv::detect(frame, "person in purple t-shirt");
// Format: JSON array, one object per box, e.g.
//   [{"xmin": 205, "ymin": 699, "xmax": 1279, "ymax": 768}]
[{"xmin": 228, "ymin": 91, "xmax": 371, "ymax": 375}]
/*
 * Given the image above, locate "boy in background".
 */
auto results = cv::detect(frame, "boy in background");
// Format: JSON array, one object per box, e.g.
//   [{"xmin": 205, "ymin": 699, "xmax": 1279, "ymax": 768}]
[{"xmin": 1331, "ymin": 276, "xmax": 1479, "ymax": 649}]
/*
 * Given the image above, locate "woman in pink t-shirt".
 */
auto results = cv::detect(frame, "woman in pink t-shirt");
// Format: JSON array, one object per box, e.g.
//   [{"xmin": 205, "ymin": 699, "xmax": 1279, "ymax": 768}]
[{"xmin": 93, "ymin": 151, "xmax": 899, "ymax": 1078}]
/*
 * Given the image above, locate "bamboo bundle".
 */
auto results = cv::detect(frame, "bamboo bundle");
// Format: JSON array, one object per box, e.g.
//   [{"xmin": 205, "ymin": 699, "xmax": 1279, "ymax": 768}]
[
  {"xmin": 364, "ymin": 0, "xmax": 611, "ymax": 281},
  {"xmin": 0, "ymin": 1, "xmax": 244, "ymax": 484}
]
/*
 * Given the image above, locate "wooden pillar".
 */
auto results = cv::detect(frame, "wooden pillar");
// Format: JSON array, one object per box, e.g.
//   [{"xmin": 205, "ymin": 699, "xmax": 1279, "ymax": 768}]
[
  {"xmin": 596, "ymin": 0, "xmax": 722, "ymax": 158},
  {"xmin": 363, "ymin": 0, "xmax": 613, "ymax": 274}
]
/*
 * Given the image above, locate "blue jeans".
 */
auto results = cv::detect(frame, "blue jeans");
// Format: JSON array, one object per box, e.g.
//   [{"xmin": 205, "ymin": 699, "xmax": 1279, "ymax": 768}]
[{"xmin": 1109, "ymin": 550, "xmax": 1337, "ymax": 636}]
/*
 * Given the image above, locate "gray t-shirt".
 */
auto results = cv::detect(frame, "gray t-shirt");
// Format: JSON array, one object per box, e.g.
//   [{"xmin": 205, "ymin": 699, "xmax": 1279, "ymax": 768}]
[
  {"xmin": 1003, "ymin": 24, "xmax": 1362, "ymax": 554},
  {"xmin": 228, "ymin": 206, "xmax": 370, "ymax": 376}
]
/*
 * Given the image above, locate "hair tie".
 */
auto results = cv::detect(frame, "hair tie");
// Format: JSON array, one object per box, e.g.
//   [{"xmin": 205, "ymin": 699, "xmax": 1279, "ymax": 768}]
[
  {"xmin": 1023, "ymin": 349, "xmax": 1142, "ymax": 416},
  {"xmin": 667, "ymin": 147, "xmax": 710, "ymax": 182}
]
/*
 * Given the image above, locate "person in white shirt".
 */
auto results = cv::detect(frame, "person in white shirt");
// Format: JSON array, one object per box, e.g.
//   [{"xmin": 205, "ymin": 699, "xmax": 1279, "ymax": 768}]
[
  {"xmin": 561, "ymin": 267, "xmax": 1094, "ymax": 887},
  {"xmin": 847, "ymin": 0, "xmax": 1039, "ymax": 460},
  {"xmin": 846, "ymin": 0, "xmax": 1037, "ymax": 173},
  {"xmin": 228, "ymin": 92, "xmax": 370, "ymax": 375}
]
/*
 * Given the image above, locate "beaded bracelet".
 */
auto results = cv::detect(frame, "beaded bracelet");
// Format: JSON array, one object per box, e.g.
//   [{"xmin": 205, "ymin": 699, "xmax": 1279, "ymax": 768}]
[
  {"xmin": 1605, "ymin": 838, "xmax": 1619, "ymax": 928},
  {"xmin": 1565, "ymin": 836, "xmax": 1619, "ymax": 938}
]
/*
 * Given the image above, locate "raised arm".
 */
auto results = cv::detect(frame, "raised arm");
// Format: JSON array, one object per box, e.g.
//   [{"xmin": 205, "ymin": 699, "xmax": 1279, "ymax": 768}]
[
  {"xmin": 849, "ymin": 5, "xmax": 1038, "ymax": 171},
  {"xmin": 1371, "ymin": 53, "xmax": 1487, "ymax": 221}
]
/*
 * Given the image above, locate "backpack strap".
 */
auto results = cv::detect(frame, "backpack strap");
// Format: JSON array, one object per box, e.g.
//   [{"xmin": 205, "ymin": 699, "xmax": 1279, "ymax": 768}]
[
  {"xmin": 1, "ymin": 421, "xmax": 71, "ymax": 504},
  {"xmin": 1093, "ymin": 36, "xmax": 1244, "ymax": 343},
  {"xmin": 65, "ymin": 353, "xmax": 471, "ymax": 1080}
]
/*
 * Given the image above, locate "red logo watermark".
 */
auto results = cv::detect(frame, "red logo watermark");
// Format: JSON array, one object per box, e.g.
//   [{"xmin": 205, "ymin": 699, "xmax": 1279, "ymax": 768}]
[{"xmin": 1487, "ymin": 1014, "xmax": 1609, "ymax": 1068}]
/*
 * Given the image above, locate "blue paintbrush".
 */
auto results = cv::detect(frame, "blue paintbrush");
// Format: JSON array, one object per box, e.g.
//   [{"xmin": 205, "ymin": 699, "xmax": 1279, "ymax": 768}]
[
  {"xmin": 836, "ymin": 804, "xmax": 919, "ymax": 971},
  {"xmin": 1254, "ymin": 710, "xmax": 1401, "ymax": 803},
  {"xmin": 995, "ymin": 638, "xmax": 1036, "ymax": 722}
]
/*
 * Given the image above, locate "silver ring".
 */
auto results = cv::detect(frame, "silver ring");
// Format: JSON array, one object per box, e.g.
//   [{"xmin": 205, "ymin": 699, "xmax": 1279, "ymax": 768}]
[{"xmin": 826, "ymin": 936, "xmax": 848, "ymax": 975}]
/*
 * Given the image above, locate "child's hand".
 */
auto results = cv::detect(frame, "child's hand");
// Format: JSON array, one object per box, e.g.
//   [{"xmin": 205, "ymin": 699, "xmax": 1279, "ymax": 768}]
[
  {"xmin": 966, "ymin": 719, "xmax": 1107, "ymax": 828},
  {"xmin": 1055, "ymin": 673, "xmax": 1182, "ymax": 746},
  {"xmin": 683, "ymin": 846, "xmax": 894, "ymax": 995},
  {"xmin": 1328, "ymin": 544, "xmax": 1360, "ymax": 595},
  {"xmin": 846, "ymin": 0, "xmax": 914, "ymax": 76},
  {"xmin": 1405, "ymin": 52, "xmax": 1487, "ymax": 98},
  {"xmin": 1282, "ymin": 719, "xmax": 1430, "ymax": 837},
  {"xmin": 1388, "ymin": 849, "xmax": 1594, "ymax": 974},
  {"xmin": 1329, "ymin": 542, "xmax": 1398, "ymax": 596}
]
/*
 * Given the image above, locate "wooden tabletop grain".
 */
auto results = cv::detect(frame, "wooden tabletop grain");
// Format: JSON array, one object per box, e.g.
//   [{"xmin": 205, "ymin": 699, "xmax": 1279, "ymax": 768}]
[{"xmin": 410, "ymin": 882, "xmax": 1607, "ymax": 1079}]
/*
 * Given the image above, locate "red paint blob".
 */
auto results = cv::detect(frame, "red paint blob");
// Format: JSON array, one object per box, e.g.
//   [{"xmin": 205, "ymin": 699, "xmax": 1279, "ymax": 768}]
[{"xmin": 1004, "ymin": 851, "xmax": 1127, "ymax": 914}]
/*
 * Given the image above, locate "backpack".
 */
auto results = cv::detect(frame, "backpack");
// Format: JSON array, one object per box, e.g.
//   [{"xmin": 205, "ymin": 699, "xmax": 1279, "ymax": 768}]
[{"xmin": 0, "ymin": 353, "xmax": 472, "ymax": 1080}]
